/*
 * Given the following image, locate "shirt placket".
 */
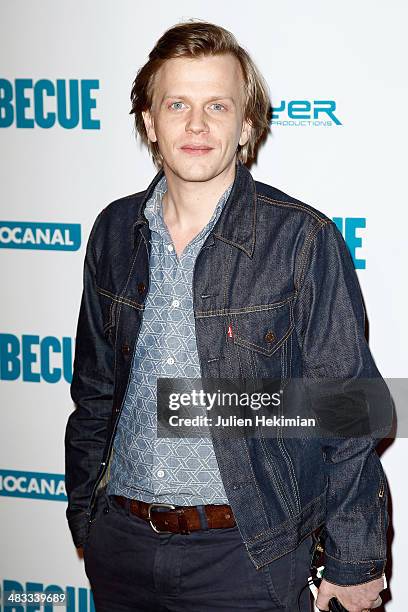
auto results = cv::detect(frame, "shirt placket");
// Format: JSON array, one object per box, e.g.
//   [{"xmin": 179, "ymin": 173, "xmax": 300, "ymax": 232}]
[{"xmin": 152, "ymin": 218, "xmax": 183, "ymax": 493}]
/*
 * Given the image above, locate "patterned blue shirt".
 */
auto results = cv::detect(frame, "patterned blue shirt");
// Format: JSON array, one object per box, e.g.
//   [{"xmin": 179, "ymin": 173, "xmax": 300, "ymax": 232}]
[{"xmin": 106, "ymin": 175, "xmax": 232, "ymax": 504}]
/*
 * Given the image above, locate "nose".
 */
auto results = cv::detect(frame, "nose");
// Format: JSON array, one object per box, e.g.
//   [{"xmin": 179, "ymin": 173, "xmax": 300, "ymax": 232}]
[{"xmin": 185, "ymin": 106, "xmax": 209, "ymax": 135}]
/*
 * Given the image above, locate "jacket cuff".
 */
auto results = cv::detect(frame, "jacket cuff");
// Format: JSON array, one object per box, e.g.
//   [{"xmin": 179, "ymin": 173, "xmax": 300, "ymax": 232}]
[
  {"xmin": 322, "ymin": 552, "xmax": 386, "ymax": 586},
  {"xmin": 66, "ymin": 509, "xmax": 90, "ymax": 548}
]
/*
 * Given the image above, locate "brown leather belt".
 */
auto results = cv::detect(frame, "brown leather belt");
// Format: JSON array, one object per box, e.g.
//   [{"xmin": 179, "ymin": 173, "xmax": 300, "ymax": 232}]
[{"xmin": 112, "ymin": 495, "xmax": 236, "ymax": 534}]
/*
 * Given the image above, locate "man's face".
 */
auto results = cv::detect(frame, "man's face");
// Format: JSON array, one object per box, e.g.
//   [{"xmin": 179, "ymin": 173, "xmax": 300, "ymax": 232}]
[{"xmin": 142, "ymin": 54, "xmax": 251, "ymax": 183}]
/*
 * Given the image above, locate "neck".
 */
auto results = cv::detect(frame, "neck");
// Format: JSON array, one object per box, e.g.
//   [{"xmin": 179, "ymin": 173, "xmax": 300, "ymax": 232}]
[{"xmin": 161, "ymin": 159, "xmax": 237, "ymax": 232}]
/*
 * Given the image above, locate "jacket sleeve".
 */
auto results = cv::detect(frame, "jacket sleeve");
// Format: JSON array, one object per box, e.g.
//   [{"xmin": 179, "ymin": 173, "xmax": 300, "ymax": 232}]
[
  {"xmin": 64, "ymin": 208, "xmax": 114, "ymax": 548},
  {"xmin": 294, "ymin": 219, "xmax": 392, "ymax": 586}
]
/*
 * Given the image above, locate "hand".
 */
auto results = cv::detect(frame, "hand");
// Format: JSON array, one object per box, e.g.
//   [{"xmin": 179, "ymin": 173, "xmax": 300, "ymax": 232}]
[{"xmin": 316, "ymin": 576, "xmax": 384, "ymax": 612}]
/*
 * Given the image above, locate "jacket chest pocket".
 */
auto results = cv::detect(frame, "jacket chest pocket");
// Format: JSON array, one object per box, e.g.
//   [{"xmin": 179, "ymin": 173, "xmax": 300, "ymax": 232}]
[
  {"xmin": 232, "ymin": 299, "xmax": 294, "ymax": 355},
  {"xmin": 228, "ymin": 299, "xmax": 295, "ymax": 378}
]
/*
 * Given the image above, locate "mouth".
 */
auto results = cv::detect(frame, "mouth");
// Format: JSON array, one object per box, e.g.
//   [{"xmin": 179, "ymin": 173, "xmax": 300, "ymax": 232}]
[{"xmin": 180, "ymin": 145, "xmax": 214, "ymax": 156}]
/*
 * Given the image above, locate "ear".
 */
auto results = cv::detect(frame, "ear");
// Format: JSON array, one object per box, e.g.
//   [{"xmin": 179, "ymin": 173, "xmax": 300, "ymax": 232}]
[
  {"xmin": 239, "ymin": 118, "xmax": 252, "ymax": 147},
  {"xmin": 142, "ymin": 109, "xmax": 157, "ymax": 143}
]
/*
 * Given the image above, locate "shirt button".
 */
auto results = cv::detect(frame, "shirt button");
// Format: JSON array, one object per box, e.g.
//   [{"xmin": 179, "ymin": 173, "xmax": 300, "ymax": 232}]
[
  {"xmin": 167, "ymin": 357, "xmax": 175, "ymax": 365},
  {"xmin": 172, "ymin": 299, "xmax": 180, "ymax": 307},
  {"xmin": 167, "ymin": 244, "xmax": 174, "ymax": 252},
  {"xmin": 156, "ymin": 469, "xmax": 165, "ymax": 478}
]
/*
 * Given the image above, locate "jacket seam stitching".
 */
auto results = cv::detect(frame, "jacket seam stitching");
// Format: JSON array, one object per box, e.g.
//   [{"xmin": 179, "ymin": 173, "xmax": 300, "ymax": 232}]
[
  {"xmin": 296, "ymin": 219, "xmax": 329, "ymax": 290},
  {"xmin": 259, "ymin": 433, "xmax": 293, "ymax": 517},
  {"xmin": 96, "ymin": 286, "xmax": 144, "ymax": 311},
  {"xmin": 324, "ymin": 551, "xmax": 387, "ymax": 564},
  {"xmin": 257, "ymin": 195, "xmax": 327, "ymax": 223},
  {"xmin": 195, "ymin": 295, "xmax": 296, "ymax": 317}
]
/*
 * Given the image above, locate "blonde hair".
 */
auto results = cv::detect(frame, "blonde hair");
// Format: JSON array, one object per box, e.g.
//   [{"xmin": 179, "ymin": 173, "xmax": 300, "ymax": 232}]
[{"xmin": 130, "ymin": 20, "xmax": 271, "ymax": 167}]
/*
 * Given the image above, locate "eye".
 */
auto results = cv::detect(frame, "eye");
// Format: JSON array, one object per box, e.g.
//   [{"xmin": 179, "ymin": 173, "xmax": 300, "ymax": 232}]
[
  {"xmin": 169, "ymin": 101, "xmax": 186, "ymax": 110},
  {"xmin": 210, "ymin": 103, "xmax": 226, "ymax": 111}
]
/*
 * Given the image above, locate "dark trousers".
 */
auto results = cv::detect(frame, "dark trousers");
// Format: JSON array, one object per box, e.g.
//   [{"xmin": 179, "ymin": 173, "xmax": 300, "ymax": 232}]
[{"xmin": 83, "ymin": 489, "xmax": 313, "ymax": 611}]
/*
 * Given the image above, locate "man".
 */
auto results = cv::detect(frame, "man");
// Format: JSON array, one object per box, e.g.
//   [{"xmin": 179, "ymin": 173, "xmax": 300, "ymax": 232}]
[{"xmin": 65, "ymin": 20, "xmax": 390, "ymax": 612}]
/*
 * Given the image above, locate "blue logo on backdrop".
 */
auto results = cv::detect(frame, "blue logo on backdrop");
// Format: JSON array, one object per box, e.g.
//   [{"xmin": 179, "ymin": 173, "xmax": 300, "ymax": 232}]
[
  {"xmin": 0, "ymin": 334, "xmax": 73, "ymax": 383},
  {"xmin": 0, "ymin": 578, "xmax": 95, "ymax": 611},
  {"xmin": 0, "ymin": 221, "xmax": 81, "ymax": 250},
  {"xmin": 271, "ymin": 100, "xmax": 342, "ymax": 126},
  {"xmin": 333, "ymin": 216, "xmax": 366, "ymax": 269},
  {"xmin": 0, "ymin": 469, "xmax": 66, "ymax": 501},
  {"xmin": 0, "ymin": 78, "xmax": 100, "ymax": 129}
]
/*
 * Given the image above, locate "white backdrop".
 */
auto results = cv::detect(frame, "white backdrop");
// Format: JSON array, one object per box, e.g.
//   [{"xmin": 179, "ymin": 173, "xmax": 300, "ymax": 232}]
[{"xmin": 1, "ymin": 1, "xmax": 406, "ymax": 610}]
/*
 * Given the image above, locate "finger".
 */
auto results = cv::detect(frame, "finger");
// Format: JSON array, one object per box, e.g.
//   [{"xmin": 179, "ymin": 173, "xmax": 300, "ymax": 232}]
[
  {"xmin": 315, "ymin": 595, "xmax": 330, "ymax": 611},
  {"xmin": 315, "ymin": 600, "xmax": 330, "ymax": 612},
  {"xmin": 372, "ymin": 595, "xmax": 382, "ymax": 608}
]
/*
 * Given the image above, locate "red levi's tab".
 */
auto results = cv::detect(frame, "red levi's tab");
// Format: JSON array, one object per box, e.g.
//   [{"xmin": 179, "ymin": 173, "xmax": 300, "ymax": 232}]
[{"xmin": 227, "ymin": 324, "xmax": 233, "ymax": 338}]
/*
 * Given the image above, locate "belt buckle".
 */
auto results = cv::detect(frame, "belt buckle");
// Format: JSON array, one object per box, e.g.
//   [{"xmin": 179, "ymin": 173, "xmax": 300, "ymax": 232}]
[{"xmin": 147, "ymin": 502, "xmax": 176, "ymax": 533}]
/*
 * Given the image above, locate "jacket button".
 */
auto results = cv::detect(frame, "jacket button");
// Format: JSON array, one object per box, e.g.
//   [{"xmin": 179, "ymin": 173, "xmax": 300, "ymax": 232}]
[
  {"xmin": 137, "ymin": 282, "xmax": 146, "ymax": 294},
  {"xmin": 122, "ymin": 344, "xmax": 131, "ymax": 356},
  {"xmin": 264, "ymin": 331, "xmax": 275, "ymax": 343}
]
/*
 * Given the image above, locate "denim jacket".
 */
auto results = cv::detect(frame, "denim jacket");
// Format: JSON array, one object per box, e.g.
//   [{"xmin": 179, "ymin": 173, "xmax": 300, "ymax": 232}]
[{"xmin": 65, "ymin": 161, "xmax": 391, "ymax": 586}]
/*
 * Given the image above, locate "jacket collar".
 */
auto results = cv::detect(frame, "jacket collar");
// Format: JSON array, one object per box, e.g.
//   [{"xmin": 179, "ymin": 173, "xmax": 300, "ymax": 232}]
[{"xmin": 134, "ymin": 159, "xmax": 256, "ymax": 258}]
